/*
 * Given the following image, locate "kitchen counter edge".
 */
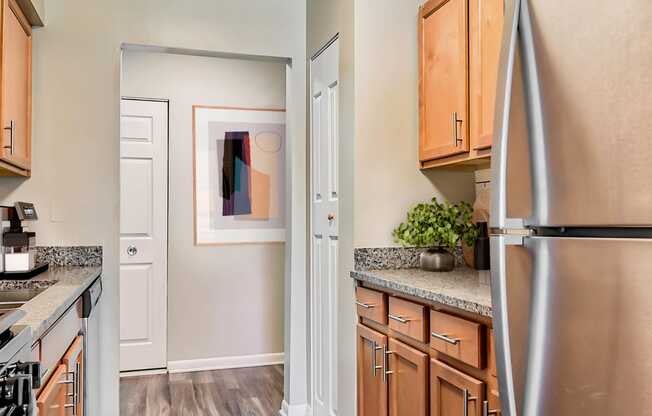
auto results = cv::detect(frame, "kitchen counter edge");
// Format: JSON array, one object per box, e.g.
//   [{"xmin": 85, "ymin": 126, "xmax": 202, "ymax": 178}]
[{"xmin": 350, "ymin": 267, "xmax": 493, "ymax": 318}]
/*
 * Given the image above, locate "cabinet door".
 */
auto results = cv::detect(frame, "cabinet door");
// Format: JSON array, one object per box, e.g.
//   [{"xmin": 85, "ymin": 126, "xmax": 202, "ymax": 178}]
[
  {"xmin": 431, "ymin": 358, "xmax": 485, "ymax": 416},
  {"xmin": 357, "ymin": 324, "xmax": 388, "ymax": 416},
  {"xmin": 419, "ymin": 0, "xmax": 469, "ymax": 162},
  {"xmin": 387, "ymin": 338, "xmax": 428, "ymax": 416},
  {"xmin": 0, "ymin": 0, "xmax": 31, "ymax": 171},
  {"xmin": 37, "ymin": 364, "xmax": 68, "ymax": 416},
  {"xmin": 62, "ymin": 335, "xmax": 84, "ymax": 416},
  {"xmin": 470, "ymin": 0, "xmax": 504, "ymax": 150}
]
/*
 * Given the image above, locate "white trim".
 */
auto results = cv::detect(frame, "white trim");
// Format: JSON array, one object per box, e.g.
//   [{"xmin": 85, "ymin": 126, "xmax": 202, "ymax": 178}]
[
  {"xmin": 167, "ymin": 353, "xmax": 284, "ymax": 374},
  {"xmin": 279, "ymin": 400, "xmax": 310, "ymax": 416},
  {"xmin": 119, "ymin": 368, "xmax": 168, "ymax": 378}
]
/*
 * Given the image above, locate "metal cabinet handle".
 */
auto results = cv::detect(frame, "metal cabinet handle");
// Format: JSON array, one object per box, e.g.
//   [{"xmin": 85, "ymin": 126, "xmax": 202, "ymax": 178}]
[
  {"xmin": 388, "ymin": 314, "xmax": 410, "ymax": 324},
  {"xmin": 483, "ymin": 400, "xmax": 500, "ymax": 416},
  {"xmin": 371, "ymin": 341, "xmax": 383, "ymax": 377},
  {"xmin": 61, "ymin": 369, "xmax": 77, "ymax": 415},
  {"xmin": 127, "ymin": 245, "xmax": 138, "ymax": 256},
  {"xmin": 383, "ymin": 346, "xmax": 393, "ymax": 384},
  {"xmin": 431, "ymin": 331, "xmax": 460, "ymax": 345},
  {"xmin": 355, "ymin": 301, "xmax": 374, "ymax": 309},
  {"xmin": 463, "ymin": 389, "xmax": 478, "ymax": 416},
  {"xmin": 452, "ymin": 112, "xmax": 463, "ymax": 146},
  {"xmin": 3, "ymin": 120, "xmax": 14, "ymax": 155}
]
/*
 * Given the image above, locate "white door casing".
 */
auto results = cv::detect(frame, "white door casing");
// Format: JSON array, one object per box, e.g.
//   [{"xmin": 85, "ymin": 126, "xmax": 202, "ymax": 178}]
[
  {"xmin": 119, "ymin": 99, "xmax": 168, "ymax": 372},
  {"xmin": 310, "ymin": 38, "xmax": 340, "ymax": 416}
]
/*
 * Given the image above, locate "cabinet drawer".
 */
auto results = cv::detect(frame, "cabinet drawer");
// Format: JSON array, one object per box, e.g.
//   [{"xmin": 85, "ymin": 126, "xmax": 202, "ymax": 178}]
[
  {"xmin": 388, "ymin": 297, "xmax": 428, "ymax": 342},
  {"xmin": 356, "ymin": 287, "xmax": 387, "ymax": 325},
  {"xmin": 40, "ymin": 299, "xmax": 82, "ymax": 383},
  {"xmin": 430, "ymin": 310, "xmax": 484, "ymax": 368}
]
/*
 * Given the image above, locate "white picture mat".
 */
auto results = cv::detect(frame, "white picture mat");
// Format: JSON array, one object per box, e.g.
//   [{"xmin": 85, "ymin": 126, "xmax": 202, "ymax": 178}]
[{"xmin": 194, "ymin": 106, "xmax": 286, "ymax": 244}]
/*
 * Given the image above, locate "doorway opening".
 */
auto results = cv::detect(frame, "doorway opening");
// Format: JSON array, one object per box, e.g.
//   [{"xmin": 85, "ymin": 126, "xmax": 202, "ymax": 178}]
[{"xmin": 118, "ymin": 45, "xmax": 293, "ymax": 415}]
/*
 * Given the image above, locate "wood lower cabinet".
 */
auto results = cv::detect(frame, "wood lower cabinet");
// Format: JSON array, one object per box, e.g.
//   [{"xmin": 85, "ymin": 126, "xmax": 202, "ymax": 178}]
[
  {"xmin": 36, "ymin": 364, "xmax": 69, "ymax": 416},
  {"xmin": 62, "ymin": 335, "xmax": 84, "ymax": 416},
  {"xmin": 431, "ymin": 359, "xmax": 485, "ymax": 416},
  {"xmin": 0, "ymin": 0, "xmax": 31, "ymax": 175},
  {"xmin": 356, "ymin": 287, "xmax": 499, "ymax": 416},
  {"xmin": 357, "ymin": 324, "xmax": 388, "ymax": 416},
  {"xmin": 388, "ymin": 338, "xmax": 428, "ymax": 416}
]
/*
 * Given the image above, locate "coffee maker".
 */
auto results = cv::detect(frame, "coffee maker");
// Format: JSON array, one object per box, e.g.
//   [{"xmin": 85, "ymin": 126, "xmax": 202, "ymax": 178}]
[{"xmin": 0, "ymin": 202, "xmax": 47, "ymax": 277}]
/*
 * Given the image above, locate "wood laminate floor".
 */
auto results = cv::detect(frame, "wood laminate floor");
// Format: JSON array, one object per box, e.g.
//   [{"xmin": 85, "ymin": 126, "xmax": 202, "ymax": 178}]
[{"xmin": 120, "ymin": 365, "xmax": 283, "ymax": 416}]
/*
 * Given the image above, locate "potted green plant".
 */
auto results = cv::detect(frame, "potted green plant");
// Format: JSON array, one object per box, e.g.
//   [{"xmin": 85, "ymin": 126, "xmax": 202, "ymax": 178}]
[{"xmin": 392, "ymin": 198, "xmax": 478, "ymax": 272}]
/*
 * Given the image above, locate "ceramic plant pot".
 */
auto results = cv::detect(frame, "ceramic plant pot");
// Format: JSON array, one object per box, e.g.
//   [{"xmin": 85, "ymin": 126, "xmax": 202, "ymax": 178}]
[{"xmin": 419, "ymin": 247, "xmax": 455, "ymax": 272}]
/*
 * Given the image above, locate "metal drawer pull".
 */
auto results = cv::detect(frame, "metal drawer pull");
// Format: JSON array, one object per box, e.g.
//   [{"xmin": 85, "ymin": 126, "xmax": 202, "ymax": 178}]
[
  {"xmin": 483, "ymin": 400, "xmax": 500, "ymax": 416},
  {"xmin": 355, "ymin": 301, "xmax": 374, "ymax": 309},
  {"xmin": 463, "ymin": 389, "xmax": 478, "ymax": 416},
  {"xmin": 452, "ymin": 112, "xmax": 463, "ymax": 146},
  {"xmin": 431, "ymin": 331, "xmax": 460, "ymax": 345},
  {"xmin": 388, "ymin": 314, "xmax": 410, "ymax": 324},
  {"xmin": 383, "ymin": 347, "xmax": 393, "ymax": 384},
  {"xmin": 371, "ymin": 341, "xmax": 383, "ymax": 377},
  {"xmin": 3, "ymin": 120, "xmax": 14, "ymax": 155}
]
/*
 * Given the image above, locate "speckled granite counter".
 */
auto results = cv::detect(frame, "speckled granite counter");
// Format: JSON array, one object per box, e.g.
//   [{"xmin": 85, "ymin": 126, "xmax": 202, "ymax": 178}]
[
  {"xmin": 350, "ymin": 267, "xmax": 493, "ymax": 318},
  {"xmin": 2, "ymin": 266, "xmax": 102, "ymax": 339}
]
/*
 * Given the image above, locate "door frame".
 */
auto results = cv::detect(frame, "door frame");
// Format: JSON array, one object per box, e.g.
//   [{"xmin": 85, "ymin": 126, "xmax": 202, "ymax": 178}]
[
  {"xmin": 119, "ymin": 44, "xmax": 311, "ymax": 415},
  {"xmin": 309, "ymin": 34, "xmax": 340, "ymax": 416},
  {"xmin": 118, "ymin": 96, "xmax": 170, "ymax": 373}
]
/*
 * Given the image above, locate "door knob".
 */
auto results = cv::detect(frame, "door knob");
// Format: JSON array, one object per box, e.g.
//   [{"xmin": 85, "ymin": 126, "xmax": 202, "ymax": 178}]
[
  {"xmin": 127, "ymin": 245, "xmax": 138, "ymax": 256},
  {"xmin": 327, "ymin": 213, "xmax": 335, "ymax": 221}
]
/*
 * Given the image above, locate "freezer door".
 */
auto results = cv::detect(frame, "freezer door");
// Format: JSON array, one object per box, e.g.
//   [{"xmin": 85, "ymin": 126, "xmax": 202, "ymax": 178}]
[
  {"xmin": 492, "ymin": 235, "xmax": 652, "ymax": 415},
  {"xmin": 492, "ymin": 0, "xmax": 652, "ymax": 228}
]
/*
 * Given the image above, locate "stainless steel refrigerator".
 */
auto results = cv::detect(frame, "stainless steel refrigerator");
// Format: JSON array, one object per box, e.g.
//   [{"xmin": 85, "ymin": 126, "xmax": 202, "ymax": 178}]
[{"xmin": 489, "ymin": 0, "xmax": 652, "ymax": 415}]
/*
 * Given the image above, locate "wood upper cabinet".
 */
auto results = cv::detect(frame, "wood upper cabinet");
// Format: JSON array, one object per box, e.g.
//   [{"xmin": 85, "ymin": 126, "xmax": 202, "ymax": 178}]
[
  {"xmin": 431, "ymin": 358, "xmax": 485, "ymax": 416},
  {"xmin": 37, "ymin": 364, "xmax": 69, "ymax": 416},
  {"xmin": 0, "ymin": 0, "xmax": 31, "ymax": 175},
  {"xmin": 387, "ymin": 338, "xmax": 428, "ymax": 416},
  {"xmin": 470, "ymin": 0, "xmax": 504, "ymax": 150},
  {"xmin": 357, "ymin": 324, "xmax": 388, "ymax": 416},
  {"xmin": 419, "ymin": 0, "xmax": 469, "ymax": 163},
  {"xmin": 62, "ymin": 335, "xmax": 84, "ymax": 416},
  {"xmin": 419, "ymin": 0, "xmax": 504, "ymax": 168}
]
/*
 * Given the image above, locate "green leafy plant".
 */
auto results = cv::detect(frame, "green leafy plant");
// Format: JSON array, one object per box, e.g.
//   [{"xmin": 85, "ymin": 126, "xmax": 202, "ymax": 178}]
[{"xmin": 392, "ymin": 198, "xmax": 479, "ymax": 254}]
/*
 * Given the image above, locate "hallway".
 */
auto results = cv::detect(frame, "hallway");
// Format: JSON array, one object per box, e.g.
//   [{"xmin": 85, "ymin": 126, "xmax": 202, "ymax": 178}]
[{"xmin": 120, "ymin": 365, "xmax": 284, "ymax": 415}]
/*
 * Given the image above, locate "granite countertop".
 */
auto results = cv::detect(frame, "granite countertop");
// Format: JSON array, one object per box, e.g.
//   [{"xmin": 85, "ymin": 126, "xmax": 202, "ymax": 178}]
[
  {"xmin": 350, "ymin": 267, "xmax": 493, "ymax": 318},
  {"xmin": 0, "ymin": 266, "xmax": 102, "ymax": 339}
]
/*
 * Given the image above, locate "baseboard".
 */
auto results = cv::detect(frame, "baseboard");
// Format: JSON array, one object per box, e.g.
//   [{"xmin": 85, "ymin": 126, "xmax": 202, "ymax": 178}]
[
  {"xmin": 120, "ymin": 368, "xmax": 168, "ymax": 378},
  {"xmin": 168, "ymin": 352, "xmax": 284, "ymax": 374},
  {"xmin": 279, "ymin": 400, "xmax": 310, "ymax": 416}
]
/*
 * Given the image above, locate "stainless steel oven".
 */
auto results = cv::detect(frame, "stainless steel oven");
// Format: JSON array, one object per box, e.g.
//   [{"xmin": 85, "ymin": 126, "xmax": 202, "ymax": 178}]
[{"xmin": 0, "ymin": 310, "xmax": 40, "ymax": 415}]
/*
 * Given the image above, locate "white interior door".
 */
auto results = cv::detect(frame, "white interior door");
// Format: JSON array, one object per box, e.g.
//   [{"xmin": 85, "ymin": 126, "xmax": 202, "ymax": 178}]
[
  {"xmin": 119, "ymin": 99, "xmax": 168, "ymax": 372},
  {"xmin": 310, "ymin": 38, "xmax": 340, "ymax": 416}
]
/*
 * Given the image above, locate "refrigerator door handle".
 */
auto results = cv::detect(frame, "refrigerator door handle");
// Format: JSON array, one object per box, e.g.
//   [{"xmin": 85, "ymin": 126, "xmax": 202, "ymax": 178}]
[
  {"xmin": 490, "ymin": 234, "xmax": 523, "ymax": 416},
  {"xmin": 490, "ymin": 0, "xmax": 522, "ymax": 230},
  {"xmin": 519, "ymin": 0, "xmax": 549, "ymax": 225}
]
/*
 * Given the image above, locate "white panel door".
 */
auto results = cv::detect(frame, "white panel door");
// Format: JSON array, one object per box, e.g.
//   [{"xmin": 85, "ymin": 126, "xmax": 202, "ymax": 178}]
[
  {"xmin": 119, "ymin": 99, "xmax": 168, "ymax": 372},
  {"xmin": 310, "ymin": 38, "xmax": 340, "ymax": 416}
]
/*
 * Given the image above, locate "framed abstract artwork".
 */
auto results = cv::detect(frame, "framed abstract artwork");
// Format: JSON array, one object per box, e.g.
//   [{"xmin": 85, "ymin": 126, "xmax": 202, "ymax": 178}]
[{"xmin": 193, "ymin": 105, "xmax": 286, "ymax": 245}]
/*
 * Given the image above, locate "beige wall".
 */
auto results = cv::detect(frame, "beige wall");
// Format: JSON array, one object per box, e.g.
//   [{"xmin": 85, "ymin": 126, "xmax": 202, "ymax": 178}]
[
  {"xmin": 122, "ymin": 51, "xmax": 285, "ymax": 362},
  {"xmin": 308, "ymin": 0, "xmax": 474, "ymax": 415},
  {"xmin": 353, "ymin": 0, "xmax": 475, "ymax": 248},
  {"xmin": 0, "ymin": 1, "xmax": 307, "ymax": 414}
]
